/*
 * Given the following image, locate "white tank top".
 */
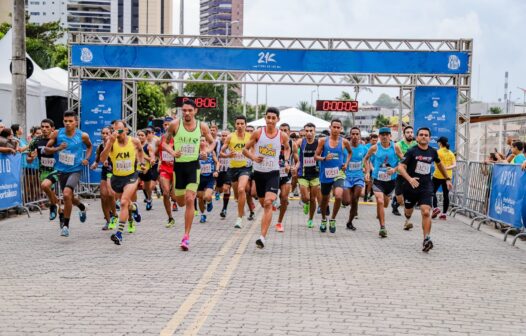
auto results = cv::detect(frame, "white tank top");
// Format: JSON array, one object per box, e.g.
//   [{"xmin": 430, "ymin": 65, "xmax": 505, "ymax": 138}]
[
  {"xmin": 218, "ymin": 143, "xmax": 230, "ymax": 172},
  {"xmin": 253, "ymin": 127, "xmax": 281, "ymax": 173}
]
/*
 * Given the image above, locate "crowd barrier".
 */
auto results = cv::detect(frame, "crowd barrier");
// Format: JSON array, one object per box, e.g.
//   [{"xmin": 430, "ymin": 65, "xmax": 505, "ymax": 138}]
[{"xmin": 0, "ymin": 153, "xmax": 29, "ymax": 217}]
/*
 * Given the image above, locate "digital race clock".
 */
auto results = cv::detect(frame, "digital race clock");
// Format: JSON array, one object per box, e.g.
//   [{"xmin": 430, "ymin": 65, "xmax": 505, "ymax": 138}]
[
  {"xmin": 316, "ymin": 100, "xmax": 359, "ymax": 112},
  {"xmin": 175, "ymin": 96, "xmax": 218, "ymax": 109}
]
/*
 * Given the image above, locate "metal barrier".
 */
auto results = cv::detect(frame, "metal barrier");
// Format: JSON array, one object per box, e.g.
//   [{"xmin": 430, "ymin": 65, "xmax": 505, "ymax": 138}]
[
  {"xmin": 449, "ymin": 160, "xmax": 468, "ymax": 212},
  {"xmin": 21, "ymin": 168, "xmax": 46, "ymax": 214}
]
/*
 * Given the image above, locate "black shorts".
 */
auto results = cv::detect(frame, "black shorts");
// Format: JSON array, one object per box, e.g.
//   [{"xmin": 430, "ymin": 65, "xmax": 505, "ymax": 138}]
[
  {"xmin": 173, "ymin": 160, "xmax": 200, "ymax": 194},
  {"xmin": 198, "ymin": 175, "xmax": 215, "ymax": 192},
  {"xmin": 395, "ymin": 175, "xmax": 406, "ymax": 196},
  {"xmin": 111, "ymin": 172, "xmax": 139, "ymax": 194},
  {"xmin": 58, "ymin": 171, "xmax": 81, "ymax": 191},
  {"xmin": 279, "ymin": 175, "xmax": 291, "ymax": 187},
  {"xmin": 320, "ymin": 178, "xmax": 344, "ymax": 196},
  {"xmin": 228, "ymin": 166, "xmax": 251, "ymax": 183},
  {"xmin": 138, "ymin": 169, "xmax": 155, "ymax": 182},
  {"xmin": 216, "ymin": 171, "xmax": 231, "ymax": 188},
  {"xmin": 373, "ymin": 179, "xmax": 396, "ymax": 196},
  {"xmin": 403, "ymin": 188, "xmax": 433, "ymax": 209},
  {"xmin": 253, "ymin": 170, "xmax": 280, "ymax": 198},
  {"xmin": 150, "ymin": 163, "xmax": 159, "ymax": 180},
  {"xmin": 100, "ymin": 167, "xmax": 111, "ymax": 181}
]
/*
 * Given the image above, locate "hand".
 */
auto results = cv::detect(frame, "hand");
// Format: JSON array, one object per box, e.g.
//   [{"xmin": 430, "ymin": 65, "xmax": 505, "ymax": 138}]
[
  {"xmin": 90, "ymin": 162, "xmax": 98, "ymax": 170},
  {"xmin": 285, "ymin": 162, "xmax": 290, "ymax": 174},
  {"xmin": 254, "ymin": 156, "xmax": 264, "ymax": 163},
  {"xmin": 199, "ymin": 151, "xmax": 207, "ymax": 160},
  {"xmin": 82, "ymin": 159, "xmax": 89, "ymax": 166},
  {"xmin": 446, "ymin": 180, "xmax": 453, "ymax": 190},
  {"xmin": 342, "ymin": 163, "xmax": 348, "ymax": 171},
  {"xmin": 58, "ymin": 142, "xmax": 67, "ymax": 150},
  {"xmin": 408, "ymin": 177, "xmax": 420, "ymax": 189},
  {"xmin": 229, "ymin": 152, "xmax": 237, "ymax": 158},
  {"xmin": 291, "ymin": 165, "xmax": 298, "ymax": 176},
  {"xmin": 139, "ymin": 162, "xmax": 147, "ymax": 173},
  {"xmin": 326, "ymin": 153, "xmax": 334, "ymax": 161},
  {"xmin": 109, "ymin": 132, "xmax": 118, "ymax": 145},
  {"xmin": 365, "ymin": 173, "xmax": 370, "ymax": 182},
  {"xmin": 150, "ymin": 157, "xmax": 156, "ymax": 165},
  {"xmin": 387, "ymin": 168, "xmax": 396, "ymax": 176},
  {"xmin": 213, "ymin": 171, "xmax": 219, "ymax": 178},
  {"xmin": 103, "ymin": 161, "xmax": 109, "ymax": 167},
  {"xmin": 173, "ymin": 150, "xmax": 182, "ymax": 158}
]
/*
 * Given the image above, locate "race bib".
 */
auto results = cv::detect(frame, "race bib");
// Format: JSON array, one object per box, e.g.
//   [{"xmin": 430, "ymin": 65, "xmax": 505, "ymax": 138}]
[
  {"xmin": 280, "ymin": 166, "xmax": 288, "ymax": 177},
  {"xmin": 324, "ymin": 167, "xmax": 339, "ymax": 179},
  {"xmin": 233, "ymin": 152, "xmax": 245, "ymax": 161},
  {"xmin": 200, "ymin": 163, "xmax": 212, "ymax": 174},
  {"xmin": 116, "ymin": 159, "xmax": 132, "ymax": 172},
  {"xmin": 180, "ymin": 144, "xmax": 196, "ymax": 156},
  {"xmin": 261, "ymin": 157, "xmax": 275, "ymax": 170},
  {"xmin": 415, "ymin": 161, "xmax": 431, "ymax": 175},
  {"xmin": 348, "ymin": 161, "xmax": 362, "ymax": 171},
  {"xmin": 161, "ymin": 151, "xmax": 174, "ymax": 162},
  {"xmin": 41, "ymin": 157, "xmax": 55, "ymax": 168},
  {"xmin": 58, "ymin": 152, "xmax": 75, "ymax": 166},
  {"xmin": 303, "ymin": 156, "xmax": 316, "ymax": 167}
]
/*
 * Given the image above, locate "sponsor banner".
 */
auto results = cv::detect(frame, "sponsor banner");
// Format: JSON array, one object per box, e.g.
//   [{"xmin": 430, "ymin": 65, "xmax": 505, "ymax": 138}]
[
  {"xmin": 414, "ymin": 86, "xmax": 457, "ymax": 150},
  {"xmin": 487, "ymin": 164, "xmax": 526, "ymax": 229},
  {"xmin": 80, "ymin": 80, "xmax": 122, "ymax": 183},
  {"xmin": 0, "ymin": 153, "xmax": 22, "ymax": 210},
  {"xmin": 72, "ymin": 45, "xmax": 469, "ymax": 75}
]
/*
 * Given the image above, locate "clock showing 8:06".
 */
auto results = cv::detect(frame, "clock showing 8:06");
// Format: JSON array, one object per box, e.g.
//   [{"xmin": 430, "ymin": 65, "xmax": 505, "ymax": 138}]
[
  {"xmin": 175, "ymin": 96, "xmax": 218, "ymax": 109},
  {"xmin": 316, "ymin": 100, "xmax": 359, "ymax": 112}
]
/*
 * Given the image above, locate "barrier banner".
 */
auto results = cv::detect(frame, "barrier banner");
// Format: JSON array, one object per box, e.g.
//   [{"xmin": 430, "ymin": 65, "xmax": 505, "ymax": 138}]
[
  {"xmin": 414, "ymin": 86, "xmax": 457, "ymax": 150},
  {"xmin": 0, "ymin": 153, "xmax": 22, "ymax": 210},
  {"xmin": 80, "ymin": 80, "xmax": 122, "ymax": 183},
  {"xmin": 487, "ymin": 164, "xmax": 526, "ymax": 229}
]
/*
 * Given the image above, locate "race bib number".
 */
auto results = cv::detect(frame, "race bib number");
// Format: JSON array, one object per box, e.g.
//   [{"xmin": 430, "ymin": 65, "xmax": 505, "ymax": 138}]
[
  {"xmin": 378, "ymin": 169, "xmax": 391, "ymax": 182},
  {"xmin": 280, "ymin": 166, "xmax": 288, "ymax": 177},
  {"xmin": 303, "ymin": 156, "xmax": 316, "ymax": 167},
  {"xmin": 261, "ymin": 157, "xmax": 275, "ymax": 170},
  {"xmin": 200, "ymin": 163, "xmax": 212, "ymax": 174},
  {"xmin": 180, "ymin": 144, "xmax": 195, "ymax": 156},
  {"xmin": 246, "ymin": 159, "xmax": 253, "ymax": 167},
  {"xmin": 233, "ymin": 152, "xmax": 245, "ymax": 161},
  {"xmin": 415, "ymin": 161, "xmax": 431, "ymax": 175},
  {"xmin": 58, "ymin": 152, "xmax": 75, "ymax": 166},
  {"xmin": 161, "ymin": 151, "xmax": 174, "ymax": 162},
  {"xmin": 348, "ymin": 161, "xmax": 362, "ymax": 171},
  {"xmin": 324, "ymin": 167, "xmax": 339, "ymax": 179},
  {"xmin": 41, "ymin": 157, "xmax": 55, "ymax": 168},
  {"xmin": 116, "ymin": 160, "xmax": 132, "ymax": 172}
]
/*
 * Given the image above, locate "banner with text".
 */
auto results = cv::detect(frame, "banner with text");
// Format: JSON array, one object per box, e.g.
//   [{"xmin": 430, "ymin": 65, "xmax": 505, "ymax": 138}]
[
  {"xmin": 80, "ymin": 80, "xmax": 122, "ymax": 183},
  {"xmin": 487, "ymin": 164, "xmax": 526, "ymax": 229},
  {"xmin": 0, "ymin": 153, "xmax": 22, "ymax": 210},
  {"xmin": 414, "ymin": 86, "xmax": 457, "ymax": 151}
]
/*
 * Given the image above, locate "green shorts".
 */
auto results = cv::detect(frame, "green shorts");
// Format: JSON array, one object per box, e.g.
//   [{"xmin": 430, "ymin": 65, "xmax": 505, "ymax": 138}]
[
  {"xmin": 298, "ymin": 177, "xmax": 320, "ymax": 188},
  {"xmin": 40, "ymin": 170, "xmax": 58, "ymax": 184}
]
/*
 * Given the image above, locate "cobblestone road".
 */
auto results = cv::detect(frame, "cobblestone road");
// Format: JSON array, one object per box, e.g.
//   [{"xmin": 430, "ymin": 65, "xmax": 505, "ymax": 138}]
[{"xmin": 1, "ymin": 197, "xmax": 525, "ymax": 335}]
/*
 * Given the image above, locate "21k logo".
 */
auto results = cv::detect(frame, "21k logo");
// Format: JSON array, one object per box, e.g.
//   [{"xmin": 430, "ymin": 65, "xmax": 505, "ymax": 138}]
[{"xmin": 257, "ymin": 52, "xmax": 276, "ymax": 64}]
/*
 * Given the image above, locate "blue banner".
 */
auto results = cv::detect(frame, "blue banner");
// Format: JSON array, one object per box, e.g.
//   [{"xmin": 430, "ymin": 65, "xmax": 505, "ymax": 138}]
[
  {"xmin": 0, "ymin": 153, "xmax": 22, "ymax": 210},
  {"xmin": 413, "ymin": 86, "xmax": 457, "ymax": 150},
  {"xmin": 72, "ymin": 45, "xmax": 469, "ymax": 74},
  {"xmin": 487, "ymin": 164, "xmax": 526, "ymax": 229},
  {"xmin": 80, "ymin": 80, "xmax": 122, "ymax": 183}
]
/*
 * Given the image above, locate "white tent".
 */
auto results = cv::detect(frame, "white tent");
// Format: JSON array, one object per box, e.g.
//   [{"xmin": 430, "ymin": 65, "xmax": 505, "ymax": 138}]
[
  {"xmin": 0, "ymin": 30, "xmax": 67, "ymax": 130},
  {"xmin": 248, "ymin": 107, "xmax": 330, "ymax": 131}
]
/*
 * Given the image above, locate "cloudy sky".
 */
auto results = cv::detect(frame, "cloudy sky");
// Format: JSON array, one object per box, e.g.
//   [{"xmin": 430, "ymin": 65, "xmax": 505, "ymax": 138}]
[{"xmin": 173, "ymin": 0, "xmax": 526, "ymax": 107}]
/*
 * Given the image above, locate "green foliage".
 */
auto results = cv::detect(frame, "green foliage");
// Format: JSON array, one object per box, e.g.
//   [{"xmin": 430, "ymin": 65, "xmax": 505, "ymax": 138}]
[
  {"xmin": 373, "ymin": 93, "xmax": 398, "ymax": 108},
  {"xmin": 137, "ymin": 82, "xmax": 167, "ymax": 129},
  {"xmin": 374, "ymin": 114, "xmax": 391, "ymax": 129},
  {"xmin": 344, "ymin": 75, "xmax": 372, "ymax": 101},
  {"xmin": 489, "ymin": 106, "xmax": 502, "ymax": 115},
  {"xmin": 296, "ymin": 101, "xmax": 312, "ymax": 113}
]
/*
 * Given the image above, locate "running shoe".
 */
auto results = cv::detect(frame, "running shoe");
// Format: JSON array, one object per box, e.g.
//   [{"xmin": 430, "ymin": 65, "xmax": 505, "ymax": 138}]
[
  {"xmin": 293, "ymin": 190, "xmax": 299, "ymax": 197},
  {"xmin": 116, "ymin": 199, "xmax": 121, "ymax": 210},
  {"xmin": 194, "ymin": 210, "xmax": 199, "ymax": 217},
  {"xmin": 165, "ymin": 218, "xmax": 175, "ymax": 228},
  {"xmin": 207, "ymin": 201, "xmax": 213, "ymax": 213},
  {"xmin": 215, "ymin": 192, "xmax": 220, "ymax": 201},
  {"xmin": 307, "ymin": 219, "xmax": 313, "ymax": 228},
  {"xmin": 256, "ymin": 238, "xmax": 265, "ymax": 249},
  {"xmin": 317, "ymin": 206, "xmax": 322, "ymax": 214},
  {"xmin": 303, "ymin": 203, "xmax": 309, "ymax": 215},
  {"xmin": 439, "ymin": 213, "xmax": 447, "ymax": 220},
  {"xmin": 325, "ymin": 206, "xmax": 330, "ymax": 216},
  {"xmin": 403, "ymin": 220, "xmax": 413, "ymax": 231},
  {"xmin": 379, "ymin": 226, "xmax": 387, "ymax": 238},
  {"xmin": 102, "ymin": 222, "xmax": 109, "ymax": 230},
  {"xmin": 275, "ymin": 223, "xmax": 284, "ymax": 232},
  {"xmin": 79, "ymin": 210, "xmax": 87, "ymax": 223},
  {"xmin": 108, "ymin": 216, "xmax": 118, "ymax": 230},
  {"xmin": 200, "ymin": 214, "xmax": 207, "ymax": 223},
  {"xmin": 172, "ymin": 203, "xmax": 178, "ymax": 212},
  {"xmin": 49, "ymin": 204, "xmax": 57, "ymax": 220},
  {"xmin": 131, "ymin": 203, "xmax": 141, "ymax": 223},
  {"xmin": 220, "ymin": 209, "xmax": 227, "ymax": 218},
  {"xmin": 248, "ymin": 211, "xmax": 255, "ymax": 221},
  {"xmin": 392, "ymin": 207, "xmax": 401, "ymax": 216},
  {"xmin": 432, "ymin": 207, "xmax": 440, "ymax": 219},
  {"xmin": 127, "ymin": 219, "xmax": 136, "ymax": 233},
  {"xmin": 320, "ymin": 219, "xmax": 327, "ymax": 233},
  {"xmin": 155, "ymin": 188, "xmax": 162, "ymax": 199},
  {"xmin": 180, "ymin": 235, "xmax": 190, "ymax": 251},
  {"xmin": 272, "ymin": 201, "xmax": 277, "ymax": 212},
  {"xmin": 111, "ymin": 231, "xmax": 123, "ymax": 245},
  {"xmin": 146, "ymin": 199, "xmax": 153, "ymax": 211},
  {"xmin": 60, "ymin": 226, "xmax": 69, "ymax": 237},
  {"xmin": 234, "ymin": 217, "xmax": 243, "ymax": 229},
  {"xmin": 346, "ymin": 221, "xmax": 356, "ymax": 231},
  {"xmin": 423, "ymin": 237, "xmax": 434, "ymax": 252},
  {"xmin": 329, "ymin": 219, "xmax": 336, "ymax": 233}
]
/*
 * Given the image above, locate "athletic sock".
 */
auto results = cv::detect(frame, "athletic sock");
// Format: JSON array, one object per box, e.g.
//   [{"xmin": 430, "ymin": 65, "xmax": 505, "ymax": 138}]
[
  {"xmin": 77, "ymin": 203, "xmax": 86, "ymax": 211},
  {"xmin": 63, "ymin": 218, "xmax": 70, "ymax": 228},
  {"xmin": 118, "ymin": 221, "xmax": 126, "ymax": 233},
  {"xmin": 259, "ymin": 235, "xmax": 266, "ymax": 244},
  {"xmin": 223, "ymin": 194, "xmax": 230, "ymax": 210}
]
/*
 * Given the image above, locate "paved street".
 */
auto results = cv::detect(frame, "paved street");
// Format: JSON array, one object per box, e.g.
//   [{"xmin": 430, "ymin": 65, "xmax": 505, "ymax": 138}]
[{"xmin": 1, "ymin": 197, "xmax": 525, "ymax": 336}]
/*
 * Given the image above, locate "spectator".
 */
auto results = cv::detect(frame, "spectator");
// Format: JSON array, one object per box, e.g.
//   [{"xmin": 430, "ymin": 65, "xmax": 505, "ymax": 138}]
[
  {"xmin": 509, "ymin": 141, "xmax": 525, "ymax": 164},
  {"xmin": 11, "ymin": 124, "xmax": 29, "ymax": 153},
  {"xmin": 0, "ymin": 121, "xmax": 5, "ymax": 133},
  {"xmin": 0, "ymin": 128, "xmax": 18, "ymax": 153},
  {"xmin": 147, "ymin": 115, "xmax": 154, "ymax": 128},
  {"xmin": 432, "ymin": 136, "xmax": 456, "ymax": 220}
]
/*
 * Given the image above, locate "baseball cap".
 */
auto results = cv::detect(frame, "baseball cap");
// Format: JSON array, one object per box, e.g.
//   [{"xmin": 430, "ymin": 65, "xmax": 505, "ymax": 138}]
[{"xmin": 378, "ymin": 127, "xmax": 391, "ymax": 134}]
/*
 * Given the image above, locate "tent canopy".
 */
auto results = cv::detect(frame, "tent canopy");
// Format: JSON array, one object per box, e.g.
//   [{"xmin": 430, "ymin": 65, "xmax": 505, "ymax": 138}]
[{"xmin": 248, "ymin": 107, "xmax": 330, "ymax": 131}]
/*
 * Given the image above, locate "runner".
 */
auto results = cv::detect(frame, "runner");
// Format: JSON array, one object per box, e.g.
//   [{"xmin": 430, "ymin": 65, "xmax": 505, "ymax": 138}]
[
  {"xmin": 45, "ymin": 111, "xmax": 92, "ymax": 237},
  {"xmin": 243, "ymin": 107, "xmax": 290, "ymax": 249},
  {"xmin": 363, "ymin": 127, "xmax": 402, "ymax": 238},
  {"xmin": 155, "ymin": 124, "xmax": 177, "ymax": 229},
  {"xmin": 137, "ymin": 130, "xmax": 156, "ymax": 211},
  {"xmin": 314, "ymin": 119, "xmax": 352, "ymax": 234},
  {"xmin": 209, "ymin": 123, "xmax": 223, "ymax": 201},
  {"xmin": 295, "ymin": 123, "xmax": 320, "ymax": 228},
  {"xmin": 197, "ymin": 137, "xmax": 219, "ymax": 223},
  {"xmin": 164, "ymin": 99, "xmax": 215, "ymax": 251},
  {"xmin": 342, "ymin": 127, "xmax": 368, "ymax": 231},
  {"xmin": 90, "ymin": 126, "xmax": 117, "ymax": 230},
  {"xmin": 220, "ymin": 115, "xmax": 251, "ymax": 229},
  {"xmin": 245, "ymin": 125, "xmax": 256, "ymax": 221},
  {"xmin": 364, "ymin": 133, "xmax": 378, "ymax": 202},
  {"xmin": 392, "ymin": 126, "xmax": 416, "ymax": 217},
  {"xmin": 275, "ymin": 123, "xmax": 298, "ymax": 232},
  {"xmin": 216, "ymin": 130, "xmax": 232, "ymax": 219},
  {"xmin": 99, "ymin": 120, "xmax": 146, "ymax": 245},
  {"xmin": 397, "ymin": 127, "xmax": 452, "ymax": 252},
  {"xmin": 146, "ymin": 128, "xmax": 161, "ymax": 199}
]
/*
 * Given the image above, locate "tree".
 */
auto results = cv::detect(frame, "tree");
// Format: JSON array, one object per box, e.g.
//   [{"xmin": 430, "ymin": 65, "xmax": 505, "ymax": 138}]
[
  {"xmin": 489, "ymin": 107, "xmax": 502, "ymax": 115},
  {"xmin": 373, "ymin": 93, "xmax": 398, "ymax": 108},
  {"xmin": 137, "ymin": 82, "xmax": 167, "ymax": 129},
  {"xmin": 374, "ymin": 114, "xmax": 390, "ymax": 129},
  {"xmin": 297, "ymin": 101, "xmax": 312, "ymax": 113}
]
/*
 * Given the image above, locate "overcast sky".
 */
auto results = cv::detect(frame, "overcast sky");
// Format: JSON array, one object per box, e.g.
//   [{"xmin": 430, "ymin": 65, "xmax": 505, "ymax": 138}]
[{"xmin": 173, "ymin": 0, "xmax": 526, "ymax": 108}]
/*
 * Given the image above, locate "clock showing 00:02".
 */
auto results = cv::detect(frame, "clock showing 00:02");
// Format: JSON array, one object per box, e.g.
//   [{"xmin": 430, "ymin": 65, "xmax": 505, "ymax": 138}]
[{"xmin": 316, "ymin": 100, "xmax": 359, "ymax": 112}]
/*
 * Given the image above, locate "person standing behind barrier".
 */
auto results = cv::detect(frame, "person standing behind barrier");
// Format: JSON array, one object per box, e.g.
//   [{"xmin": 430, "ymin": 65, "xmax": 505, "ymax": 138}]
[
  {"xmin": 506, "ymin": 141, "xmax": 526, "ymax": 164},
  {"xmin": 45, "ymin": 112, "xmax": 92, "ymax": 237},
  {"xmin": 0, "ymin": 128, "xmax": 18, "ymax": 153},
  {"xmin": 397, "ymin": 128, "xmax": 452, "ymax": 252},
  {"xmin": 431, "ymin": 137, "xmax": 456, "ymax": 220}
]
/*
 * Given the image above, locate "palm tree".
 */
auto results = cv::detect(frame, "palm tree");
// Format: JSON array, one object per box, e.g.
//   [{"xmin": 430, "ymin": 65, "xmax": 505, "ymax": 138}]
[
  {"xmin": 297, "ymin": 101, "xmax": 311, "ymax": 112},
  {"xmin": 342, "ymin": 75, "xmax": 372, "ymax": 125}
]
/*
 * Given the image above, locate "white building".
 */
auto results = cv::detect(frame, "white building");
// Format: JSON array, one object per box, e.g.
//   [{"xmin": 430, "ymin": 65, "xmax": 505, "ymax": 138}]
[
  {"xmin": 27, "ymin": 0, "xmax": 68, "ymax": 29},
  {"xmin": 331, "ymin": 105, "xmax": 407, "ymax": 132}
]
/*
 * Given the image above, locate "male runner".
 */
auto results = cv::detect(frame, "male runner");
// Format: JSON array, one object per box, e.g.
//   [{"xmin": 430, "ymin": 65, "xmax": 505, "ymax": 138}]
[
  {"xmin": 342, "ymin": 127, "xmax": 368, "ymax": 231},
  {"xmin": 197, "ymin": 137, "xmax": 219, "ymax": 223},
  {"xmin": 314, "ymin": 119, "xmax": 352, "ymax": 234},
  {"xmin": 392, "ymin": 126, "xmax": 416, "ymax": 217},
  {"xmin": 137, "ymin": 129, "xmax": 155, "ymax": 211},
  {"xmin": 155, "ymin": 124, "xmax": 177, "ymax": 228},
  {"xmin": 45, "ymin": 111, "xmax": 92, "ymax": 237},
  {"xmin": 364, "ymin": 133, "xmax": 378, "ymax": 202},
  {"xmin": 295, "ymin": 123, "xmax": 320, "ymax": 228},
  {"xmin": 220, "ymin": 115, "xmax": 251, "ymax": 229},
  {"xmin": 216, "ymin": 130, "xmax": 232, "ymax": 218},
  {"xmin": 164, "ymin": 99, "xmax": 215, "ymax": 251},
  {"xmin": 364, "ymin": 127, "xmax": 402, "ymax": 238},
  {"xmin": 275, "ymin": 123, "xmax": 298, "ymax": 232},
  {"xmin": 397, "ymin": 127, "xmax": 452, "ymax": 252},
  {"xmin": 245, "ymin": 125, "xmax": 256, "ymax": 221},
  {"xmin": 210, "ymin": 123, "xmax": 222, "ymax": 201},
  {"xmin": 243, "ymin": 107, "xmax": 290, "ymax": 249},
  {"xmin": 99, "ymin": 121, "xmax": 146, "ymax": 245}
]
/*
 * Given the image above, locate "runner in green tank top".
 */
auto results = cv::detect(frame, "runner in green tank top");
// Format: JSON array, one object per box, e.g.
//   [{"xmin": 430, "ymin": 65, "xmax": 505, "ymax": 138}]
[
  {"xmin": 392, "ymin": 126, "xmax": 416, "ymax": 223},
  {"xmin": 164, "ymin": 99, "xmax": 216, "ymax": 251}
]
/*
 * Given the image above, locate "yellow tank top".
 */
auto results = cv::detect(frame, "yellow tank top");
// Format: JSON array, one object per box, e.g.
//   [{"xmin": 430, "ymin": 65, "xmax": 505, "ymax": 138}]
[
  {"xmin": 229, "ymin": 132, "xmax": 250, "ymax": 168},
  {"xmin": 109, "ymin": 136, "xmax": 136, "ymax": 176}
]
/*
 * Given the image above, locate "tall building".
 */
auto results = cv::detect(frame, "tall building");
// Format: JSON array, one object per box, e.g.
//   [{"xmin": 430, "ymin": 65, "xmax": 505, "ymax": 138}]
[
  {"xmin": 67, "ymin": 0, "xmax": 113, "ymax": 32},
  {"xmin": 139, "ymin": 0, "xmax": 172, "ymax": 34},
  {"xmin": 0, "ymin": 0, "xmax": 13, "ymax": 24},
  {"xmin": 200, "ymin": 0, "xmax": 244, "ymax": 36},
  {"xmin": 26, "ymin": 0, "xmax": 68, "ymax": 28}
]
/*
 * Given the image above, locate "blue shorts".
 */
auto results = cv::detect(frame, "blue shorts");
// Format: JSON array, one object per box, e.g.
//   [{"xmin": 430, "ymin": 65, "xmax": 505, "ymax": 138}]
[{"xmin": 344, "ymin": 176, "xmax": 365, "ymax": 189}]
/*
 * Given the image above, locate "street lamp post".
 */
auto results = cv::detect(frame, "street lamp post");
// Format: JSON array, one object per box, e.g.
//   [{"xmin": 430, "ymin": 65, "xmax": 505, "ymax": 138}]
[
  {"xmin": 222, "ymin": 20, "xmax": 239, "ymax": 129},
  {"xmin": 310, "ymin": 89, "xmax": 316, "ymax": 115}
]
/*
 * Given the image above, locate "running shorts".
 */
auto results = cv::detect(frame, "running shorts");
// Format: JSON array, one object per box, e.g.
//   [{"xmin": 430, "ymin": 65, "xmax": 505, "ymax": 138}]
[
  {"xmin": 253, "ymin": 170, "xmax": 280, "ymax": 198},
  {"xmin": 40, "ymin": 170, "xmax": 58, "ymax": 184},
  {"xmin": 216, "ymin": 171, "xmax": 231, "ymax": 188},
  {"xmin": 395, "ymin": 175, "xmax": 406, "ymax": 196},
  {"xmin": 344, "ymin": 176, "xmax": 365, "ymax": 189},
  {"xmin": 228, "ymin": 166, "xmax": 252, "ymax": 183},
  {"xmin": 58, "ymin": 171, "xmax": 81, "ymax": 192},
  {"xmin": 298, "ymin": 176, "xmax": 320, "ymax": 188},
  {"xmin": 173, "ymin": 161, "xmax": 200, "ymax": 196},
  {"xmin": 403, "ymin": 187, "xmax": 433, "ymax": 209},
  {"xmin": 372, "ymin": 179, "xmax": 396, "ymax": 196},
  {"xmin": 111, "ymin": 172, "xmax": 139, "ymax": 194},
  {"xmin": 320, "ymin": 178, "xmax": 344, "ymax": 196}
]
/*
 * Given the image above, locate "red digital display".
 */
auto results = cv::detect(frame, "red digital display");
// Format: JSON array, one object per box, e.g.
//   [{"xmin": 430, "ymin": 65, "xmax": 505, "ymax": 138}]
[
  {"xmin": 175, "ymin": 96, "xmax": 218, "ymax": 109},
  {"xmin": 316, "ymin": 100, "xmax": 359, "ymax": 112}
]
